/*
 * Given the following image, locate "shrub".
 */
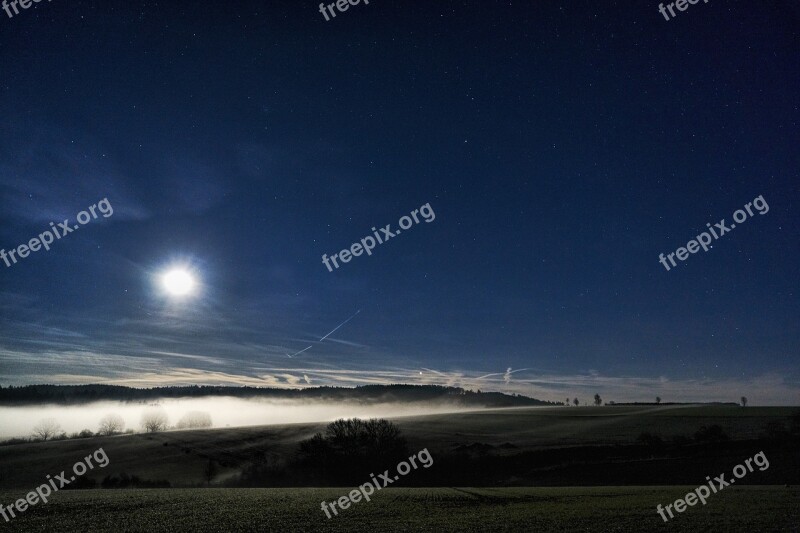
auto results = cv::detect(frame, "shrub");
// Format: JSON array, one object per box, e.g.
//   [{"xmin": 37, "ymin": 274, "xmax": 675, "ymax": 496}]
[
  {"xmin": 694, "ymin": 425, "xmax": 729, "ymax": 444},
  {"xmin": 101, "ymin": 472, "xmax": 170, "ymax": 489},
  {"xmin": 295, "ymin": 418, "xmax": 409, "ymax": 485},
  {"xmin": 636, "ymin": 432, "xmax": 664, "ymax": 448}
]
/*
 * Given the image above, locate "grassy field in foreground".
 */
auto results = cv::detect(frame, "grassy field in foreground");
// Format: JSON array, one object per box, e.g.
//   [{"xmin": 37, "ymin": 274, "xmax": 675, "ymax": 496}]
[{"xmin": 1, "ymin": 486, "xmax": 798, "ymax": 532}]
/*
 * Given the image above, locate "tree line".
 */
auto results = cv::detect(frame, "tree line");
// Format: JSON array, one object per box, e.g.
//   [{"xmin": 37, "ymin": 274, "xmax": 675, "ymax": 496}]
[
  {"xmin": 564, "ymin": 395, "xmax": 748, "ymax": 406},
  {"xmin": 0, "ymin": 384, "xmax": 558, "ymax": 407}
]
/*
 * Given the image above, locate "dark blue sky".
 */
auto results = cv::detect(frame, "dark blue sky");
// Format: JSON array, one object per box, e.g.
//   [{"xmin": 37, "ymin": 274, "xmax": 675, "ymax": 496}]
[{"xmin": 1, "ymin": 1, "xmax": 798, "ymax": 404}]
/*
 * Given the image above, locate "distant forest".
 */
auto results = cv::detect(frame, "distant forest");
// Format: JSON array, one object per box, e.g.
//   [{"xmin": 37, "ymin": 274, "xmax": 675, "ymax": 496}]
[{"xmin": 0, "ymin": 384, "xmax": 559, "ymax": 407}]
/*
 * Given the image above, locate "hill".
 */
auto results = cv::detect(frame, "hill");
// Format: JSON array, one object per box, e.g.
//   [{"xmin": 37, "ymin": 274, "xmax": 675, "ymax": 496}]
[
  {"xmin": 1, "ymin": 405, "xmax": 798, "ymax": 490},
  {"xmin": 0, "ymin": 384, "xmax": 557, "ymax": 407}
]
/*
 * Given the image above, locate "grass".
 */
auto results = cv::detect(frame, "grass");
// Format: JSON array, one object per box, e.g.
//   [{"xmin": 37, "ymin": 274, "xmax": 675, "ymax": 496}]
[
  {"xmin": 1, "ymin": 405, "xmax": 797, "ymax": 531},
  {"xmin": 1, "ymin": 486, "xmax": 797, "ymax": 532},
  {"xmin": 1, "ymin": 405, "xmax": 796, "ymax": 489}
]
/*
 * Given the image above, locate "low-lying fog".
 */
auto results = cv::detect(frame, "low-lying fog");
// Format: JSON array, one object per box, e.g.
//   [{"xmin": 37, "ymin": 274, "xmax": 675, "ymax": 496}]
[{"xmin": 0, "ymin": 398, "xmax": 473, "ymax": 439}]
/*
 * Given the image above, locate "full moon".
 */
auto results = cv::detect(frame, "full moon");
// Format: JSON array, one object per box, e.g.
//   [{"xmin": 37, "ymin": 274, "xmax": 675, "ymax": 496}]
[{"xmin": 161, "ymin": 268, "xmax": 196, "ymax": 296}]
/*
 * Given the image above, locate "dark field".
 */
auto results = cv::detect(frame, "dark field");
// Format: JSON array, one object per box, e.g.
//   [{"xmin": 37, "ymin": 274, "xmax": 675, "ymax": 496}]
[
  {"xmin": 1, "ymin": 405, "xmax": 798, "ymax": 531},
  {"xmin": 2, "ymin": 405, "xmax": 798, "ymax": 489},
  {"xmin": 0, "ymin": 486, "xmax": 798, "ymax": 532}
]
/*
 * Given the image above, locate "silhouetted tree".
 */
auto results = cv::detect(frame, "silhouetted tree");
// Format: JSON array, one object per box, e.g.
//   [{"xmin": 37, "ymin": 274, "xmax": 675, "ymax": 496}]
[
  {"xmin": 297, "ymin": 418, "xmax": 408, "ymax": 485},
  {"xmin": 656, "ymin": 396, "xmax": 661, "ymax": 404},
  {"xmin": 741, "ymin": 396, "xmax": 747, "ymax": 407},
  {"xmin": 573, "ymin": 398, "xmax": 579, "ymax": 406},
  {"xmin": 204, "ymin": 459, "xmax": 217, "ymax": 486},
  {"xmin": 594, "ymin": 394, "xmax": 602, "ymax": 406},
  {"xmin": 32, "ymin": 418, "xmax": 62, "ymax": 441},
  {"xmin": 98, "ymin": 413, "xmax": 125, "ymax": 435},
  {"xmin": 141, "ymin": 408, "xmax": 169, "ymax": 433},
  {"xmin": 176, "ymin": 411, "xmax": 212, "ymax": 429}
]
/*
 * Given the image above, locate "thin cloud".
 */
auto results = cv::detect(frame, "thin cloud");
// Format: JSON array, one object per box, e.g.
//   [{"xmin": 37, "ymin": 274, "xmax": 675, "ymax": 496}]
[{"xmin": 2, "ymin": 347, "xmax": 798, "ymax": 405}]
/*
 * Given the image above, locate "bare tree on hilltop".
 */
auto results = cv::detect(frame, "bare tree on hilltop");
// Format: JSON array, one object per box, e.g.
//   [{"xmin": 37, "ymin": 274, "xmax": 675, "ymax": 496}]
[
  {"xmin": 98, "ymin": 413, "xmax": 125, "ymax": 435},
  {"xmin": 176, "ymin": 411, "xmax": 212, "ymax": 429},
  {"xmin": 141, "ymin": 408, "xmax": 169, "ymax": 433},
  {"xmin": 32, "ymin": 418, "xmax": 62, "ymax": 441}
]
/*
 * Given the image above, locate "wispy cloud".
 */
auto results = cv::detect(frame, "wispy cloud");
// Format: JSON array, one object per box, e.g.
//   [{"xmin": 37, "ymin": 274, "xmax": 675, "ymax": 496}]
[
  {"xmin": 148, "ymin": 351, "xmax": 228, "ymax": 366},
  {"xmin": 1, "ymin": 346, "xmax": 796, "ymax": 405}
]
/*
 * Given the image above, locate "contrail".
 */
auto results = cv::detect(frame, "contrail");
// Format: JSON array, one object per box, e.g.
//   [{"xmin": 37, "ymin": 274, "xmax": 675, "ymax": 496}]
[
  {"xmin": 475, "ymin": 367, "xmax": 532, "ymax": 380},
  {"xmin": 319, "ymin": 309, "xmax": 361, "ymax": 341},
  {"xmin": 287, "ymin": 345, "xmax": 313, "ymax": 358},
  {"xmin": 285, "ymin": 309, "xmax": 361, "ymax": 358}
]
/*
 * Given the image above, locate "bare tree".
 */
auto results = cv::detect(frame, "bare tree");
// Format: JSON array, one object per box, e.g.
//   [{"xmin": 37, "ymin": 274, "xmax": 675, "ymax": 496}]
[
  {"xmin": 741, "ymin": 396, "xmax": 748, "ymax": 407},
  {"xmin": 594, "ymin": 394, "xmax": 602, "ymax": 406},
  {"xmin": 656, "ymin": 396, "xmax": 661, "ymax": 405},
  {"xmin": 176, "ymin": 411, "xmax": 212, "ymax": 429},
  {"xmin": 573, "ymin": 398, "xmax": 579, "ymax": 406},
  {"xmin": 203, "ymin": 459, "xmax": 218, "ymax": 486},
  {"xmin": 98, "ymin": 414, "xmax": 125, "ymax": 436},
  {"xmin": 566, "ymin": 398, "xmax": 570, "ymax": 405},
  {"xmin": 140, "ymin": 408, "xmax": 169, "ymax": 433},
  {"xmin": 32, "ymin": 418, "xmax": 62, "ymax": 441}
]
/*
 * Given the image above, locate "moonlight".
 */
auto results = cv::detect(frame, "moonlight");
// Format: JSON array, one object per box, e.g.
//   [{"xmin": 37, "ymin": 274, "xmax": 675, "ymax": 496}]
[{"xmin": 161, "ymin": 268, "xmax": 196, "ymax": 297}]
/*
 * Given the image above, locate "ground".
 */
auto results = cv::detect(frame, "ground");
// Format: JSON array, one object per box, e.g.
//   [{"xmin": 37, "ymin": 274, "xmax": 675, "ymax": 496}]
[
  {"xmin": 1, "ymin": 405, "xmax": 798, "ymax": 531},
  {"xmin": 1, "ymin": 486, "xmax": 798, "ymax": 532}
]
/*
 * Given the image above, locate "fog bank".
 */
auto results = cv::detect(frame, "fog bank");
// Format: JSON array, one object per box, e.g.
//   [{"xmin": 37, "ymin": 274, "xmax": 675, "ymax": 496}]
[{"xmin": 0, "ymin": 397, "xmax": 474, "ymax": 439}]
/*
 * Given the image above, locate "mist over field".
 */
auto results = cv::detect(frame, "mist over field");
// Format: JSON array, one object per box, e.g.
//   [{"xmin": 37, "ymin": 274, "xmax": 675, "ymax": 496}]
[{"xmin": 0, "ymin": 397, "xmax": 478, "ymax": 439}]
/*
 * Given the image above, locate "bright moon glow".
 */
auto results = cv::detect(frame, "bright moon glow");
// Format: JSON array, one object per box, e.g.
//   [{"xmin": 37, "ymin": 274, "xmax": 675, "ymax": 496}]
[{"xmin": 161, "ymin": 269, "xmax": 196, "ymax": 296}]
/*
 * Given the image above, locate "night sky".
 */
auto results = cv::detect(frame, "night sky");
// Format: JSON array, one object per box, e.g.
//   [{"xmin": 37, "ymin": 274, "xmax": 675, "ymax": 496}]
[{"xmin": 1, "ymin": 1, "xmax": 798, "ymax": 404}]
